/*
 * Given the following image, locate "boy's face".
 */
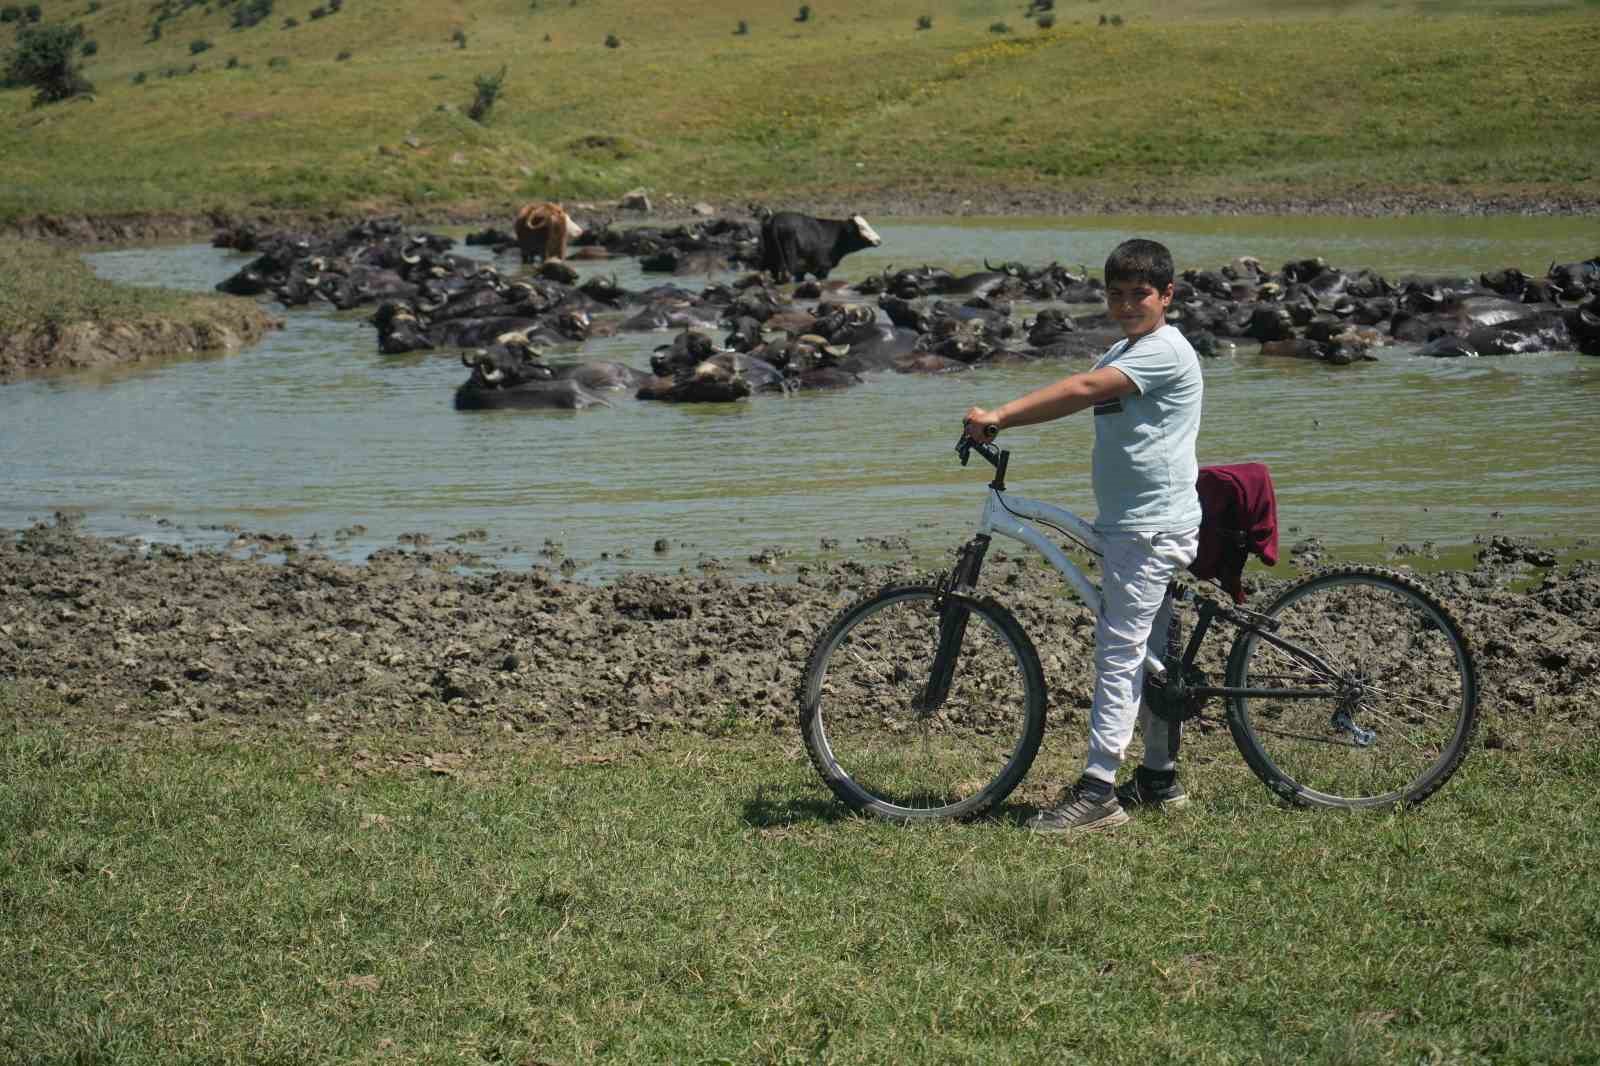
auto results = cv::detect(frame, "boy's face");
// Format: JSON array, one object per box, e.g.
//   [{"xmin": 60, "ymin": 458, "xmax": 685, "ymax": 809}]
[{"xmin": 1105, "ymin": 278, "xmax": 1173, "ymax": 339}]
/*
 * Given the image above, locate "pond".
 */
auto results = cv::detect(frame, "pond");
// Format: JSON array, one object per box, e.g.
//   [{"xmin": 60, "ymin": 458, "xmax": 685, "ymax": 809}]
[{"xmin": 2, "ymin": 213, "xmax": 1595, "ymax": 580}]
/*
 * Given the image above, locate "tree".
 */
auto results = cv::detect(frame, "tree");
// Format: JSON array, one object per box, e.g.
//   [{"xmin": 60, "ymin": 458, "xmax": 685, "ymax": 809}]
[{"xmin": 4, "ymin": 23, "xmax": 95, "ymax": 106}]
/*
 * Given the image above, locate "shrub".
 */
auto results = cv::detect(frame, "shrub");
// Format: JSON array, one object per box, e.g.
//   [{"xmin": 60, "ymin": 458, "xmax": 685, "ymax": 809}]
[
  {"xmin": 0, "ymin": 7, "xmax": 19, "ymax": 24},
  {"xmin": 795, "ymin": 5, "xmax": 809, "ymax": 23},
  {"xmin": 451, "ymin": 27, "xmax": 466, "ymax": 47},
  {"xmin": 80, "ymin": 38, "xmax": 97, "ymax": 56},
  {"xmin": 989, "ymin": 21, "xmax": 1009, "ymax": 33},
  {"xmin": 147, "ymin": 20, "xmax": 161, "ymax": 40},
  {"xmin": 23, "ymin": 3, "xmax": 40, "ymax": 22},
  {"xmin": 734, "ymin": 19, "xmax": 747, "ymax": 35},
  {"xmin": 87, "ymin": 0, "xmax": 100, "ymax": 10},
  {"xmin": 232, "ymin": 0, "xmax": 272, "ymax": 29},
  {"xmin": 915, "ymin": 14, "xmax": 931, "ymax": 30},
  {"xmin": 1110, "ymin": 13, "xmax": 1124, "ymax": 25},
  {"xmin": 603, "ymin": 32, "xmax": 619, "ymax": 47},
  {"xmin": 328, "ymin": 0, "xmax": 340, "ymax": 9},
  {"xmin": 226, "ymin": 54, "xmax": 239, "ymax": 68},
  {"xmin": 309, "ymin": 7, "xmax": 327, "ymax": 20},
  {"xmin": 190, "ymin": 38, "xmax": 212, "ymax": 54},
  {"xmin": 131, "ymin": 69, "xmax": 146, "ymax": 83},
  {"xmin": 282, "ymin": 16, "xmax": 297, "ymax": 27},
  {"xmin": 335, "ymin": 48, "xmax": 350, "ymax": 60},
  {"xmin": 1037, "ymin": 13, "xmax": 1055, "ymax": 29},
  {"xmin": 4, "ymin": 23, "xmax": 95, "ymax": 106},
  {"xmin": 466, "ymin": 64, "xmax": 505, "ymax": 122},
  {"xmin": 267, "ymin": 54, "xmax": 287, "ymax": 67}
]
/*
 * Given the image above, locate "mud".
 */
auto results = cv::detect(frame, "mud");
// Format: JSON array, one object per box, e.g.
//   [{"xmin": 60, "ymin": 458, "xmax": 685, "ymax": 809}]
[
  {"xmin": 3, "ymin": 517, "xmax": 1594, "ymax": 751},
  {"xmin": 6, "ymin": 187, "xmax": 1599, "ymax": 250},
  {"xmin": 0, "ymin": 301, "xmax": 281, "ymax": 382}
]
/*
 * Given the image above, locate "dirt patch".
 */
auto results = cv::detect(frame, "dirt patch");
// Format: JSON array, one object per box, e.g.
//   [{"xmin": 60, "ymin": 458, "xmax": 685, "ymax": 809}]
[{"xmin": 3, "ymin": 517, "xmax": 1594, "ymax": 750}]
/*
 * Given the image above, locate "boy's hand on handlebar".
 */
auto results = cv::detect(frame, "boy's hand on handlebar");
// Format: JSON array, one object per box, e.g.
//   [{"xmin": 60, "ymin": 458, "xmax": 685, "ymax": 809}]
[{"xmin": 963, "ymin": 407, "xmax": 1001, "ymax": 442}]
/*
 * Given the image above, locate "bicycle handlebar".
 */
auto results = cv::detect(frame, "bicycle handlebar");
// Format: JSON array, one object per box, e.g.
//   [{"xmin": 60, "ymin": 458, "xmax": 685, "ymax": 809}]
[{"xmin": 956, "ymin": 423, "xmax": 1003, "ymax": 469}]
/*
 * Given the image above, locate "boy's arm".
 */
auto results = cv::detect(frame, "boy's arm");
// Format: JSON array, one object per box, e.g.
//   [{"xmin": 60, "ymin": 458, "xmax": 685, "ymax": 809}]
[{"xmin": 965, "ymin": 366, "xmax": 1136, "ymax": 438}]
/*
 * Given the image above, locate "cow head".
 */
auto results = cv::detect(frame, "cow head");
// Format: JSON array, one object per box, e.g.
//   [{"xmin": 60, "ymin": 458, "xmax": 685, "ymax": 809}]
[{"xmin": 851, "ymin": 215, "xmax": 883, "ymax": 247}]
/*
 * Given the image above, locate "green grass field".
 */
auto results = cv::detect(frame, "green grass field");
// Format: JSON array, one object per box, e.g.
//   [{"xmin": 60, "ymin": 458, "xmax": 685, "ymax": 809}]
[
  {"xmin": 2, "ymin": 0, "xmax": 1597, "ymax": 222},
  {"xmin": 3, "ymin": 705, "xmax": 1597, "ymax": 1065}
]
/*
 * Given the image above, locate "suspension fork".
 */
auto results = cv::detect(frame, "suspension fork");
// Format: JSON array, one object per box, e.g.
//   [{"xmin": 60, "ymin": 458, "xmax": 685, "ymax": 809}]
[{"xmin": 920, "ymin": 535, "xmax": 992, "ymax": 714}]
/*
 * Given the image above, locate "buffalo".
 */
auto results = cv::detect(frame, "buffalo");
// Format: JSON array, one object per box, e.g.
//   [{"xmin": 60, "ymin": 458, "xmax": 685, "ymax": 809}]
[
  {"xmin": 756, "ymin": 210, "xmax": 882, "ymax": 283},
  {"xmin": 512, "ymin": 202, "xmax": 584, "ymax": 264}
]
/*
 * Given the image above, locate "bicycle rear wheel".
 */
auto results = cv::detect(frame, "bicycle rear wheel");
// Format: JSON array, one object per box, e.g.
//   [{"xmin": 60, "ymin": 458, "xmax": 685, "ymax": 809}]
[
  {"xmin": 798, "ymin": 584, "xmax": 1046, "ymax": 821},
  {"xmin": 1224, "ymin": 565, "xmax": 1478, "ymax": 809}
]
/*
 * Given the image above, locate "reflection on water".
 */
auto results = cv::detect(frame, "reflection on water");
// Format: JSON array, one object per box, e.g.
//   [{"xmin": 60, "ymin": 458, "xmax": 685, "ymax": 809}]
[{"xmin": 1, "ymin": 215, "xmax": 1595, "ymax": 580}]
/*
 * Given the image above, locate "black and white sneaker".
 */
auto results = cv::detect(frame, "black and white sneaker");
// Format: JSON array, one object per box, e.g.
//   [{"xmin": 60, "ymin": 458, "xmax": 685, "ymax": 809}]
[
  {"xmin": 1027, "ymin": 781, "xmax": 1130, "ymax": 834},
  {"xmin": 1115, "ymin": 768, "xmax": 1190, "ymax": 811}
]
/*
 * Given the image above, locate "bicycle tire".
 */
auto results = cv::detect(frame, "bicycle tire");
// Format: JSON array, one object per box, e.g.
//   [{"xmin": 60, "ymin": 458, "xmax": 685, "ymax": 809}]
[
  {"xmin": 1223, "ymin": 565, "xmax": 1479, "ymax": 809},
  {"xmin": 797, "ymin": 583, "xmax": 1047, "ymax": 821}
]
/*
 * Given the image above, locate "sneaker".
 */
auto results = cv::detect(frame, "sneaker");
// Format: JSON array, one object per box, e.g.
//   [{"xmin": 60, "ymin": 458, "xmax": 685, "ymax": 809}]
[
  {"xmin": 1115, "ymin": 768, "xmax": 1190, "ymax": 811},
  {"xmin": 1027, "ymin": 782, "xmax": 1130, "ymax": 834}
]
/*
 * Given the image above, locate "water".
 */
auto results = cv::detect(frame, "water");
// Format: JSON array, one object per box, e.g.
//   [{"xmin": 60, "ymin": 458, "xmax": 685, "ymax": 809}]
[{"xmin": 3, "ymin": 215, "xmax": 1596, "ymax": 579}]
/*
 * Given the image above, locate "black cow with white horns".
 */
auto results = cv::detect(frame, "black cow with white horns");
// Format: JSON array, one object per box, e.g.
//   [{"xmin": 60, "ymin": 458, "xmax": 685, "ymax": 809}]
[{"xmin": 754, "ymin": 208, "xmax": 882, "ymax": 283}]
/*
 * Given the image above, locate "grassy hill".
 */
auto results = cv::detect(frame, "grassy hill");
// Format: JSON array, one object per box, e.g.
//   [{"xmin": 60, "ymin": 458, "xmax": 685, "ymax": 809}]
[{"xmin": 1, "ymin": 0, "xmax": 1597, "ymax": 222}]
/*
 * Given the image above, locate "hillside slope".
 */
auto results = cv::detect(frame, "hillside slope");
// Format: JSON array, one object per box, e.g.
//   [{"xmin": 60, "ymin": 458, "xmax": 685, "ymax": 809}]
[{"xmin": 2, "ymin": 0, "xmax": 1597, "ymax": 222}]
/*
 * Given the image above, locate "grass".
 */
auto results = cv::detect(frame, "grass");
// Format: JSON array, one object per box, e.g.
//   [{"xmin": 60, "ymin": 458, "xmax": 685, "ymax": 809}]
[
  {"xmin": 0, "ymin": 235, "xmax": 262, "ymax": 338},
  {"xmin": 1, "ymin": 0, "xmax": 1597, "ymax": 222},
  {"xmin": 3, "ymin": 694, "xmax": 1597, "ymax": 1064}
]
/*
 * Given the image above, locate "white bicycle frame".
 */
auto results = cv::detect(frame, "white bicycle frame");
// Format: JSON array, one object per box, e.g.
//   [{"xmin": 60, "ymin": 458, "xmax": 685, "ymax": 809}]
[{"xmin": 974, "ymin": 483, "xmax": 1168, "ymax": 674}]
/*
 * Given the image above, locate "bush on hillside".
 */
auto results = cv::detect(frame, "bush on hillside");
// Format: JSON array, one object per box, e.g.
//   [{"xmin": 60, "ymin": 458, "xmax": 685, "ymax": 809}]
[
  {"xmin": 915, "ymin": 15, "xmax": 931, "ymax": 30},
  {"xmin": 4, "ymin": 22, "xmax": 95, "ymax": 106},
  {"xmin": 80, "ymin": 38, "xmax": 97, "ymax": 56},
  {"xmin": 0, "ymin": 7, "xmax": 20, "ymax": 24},
  {"xmin": 795, "ymin": 5, "xmax": 809, "ymax": 23},
  {"xmin": 452, "ymin": 28, "xmax": 467, "ymax": 47},
  {"xmin": 190, "ymin": 38, "xmax": 212, "ymax": 54},
  {"xmin": 23, "ymin": 3, "xmax": 40, "ymax": 21},
  {"xmin": 734, "ymin": 19, "xmax": 747, "ymax": 35},
  {"xmin": 232, "ymin": 0, "xmax": 273, "ymax": 29},
  {"xmin": 989, "ymin": 21, "xmax": 1010, "ymax": 33},
  {"xmin": 604, "ymin": 32, "xmax": 619, "ymax": 47},
  {"xmin": 467, "ymin": 64, "xmax": 505, "ymax": 122}
]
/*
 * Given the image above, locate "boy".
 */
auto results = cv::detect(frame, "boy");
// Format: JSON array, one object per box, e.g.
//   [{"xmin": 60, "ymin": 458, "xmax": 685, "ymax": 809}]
[{"xmin": 962, "ymin": 238, "xmax": 1203, "ymax": 833}]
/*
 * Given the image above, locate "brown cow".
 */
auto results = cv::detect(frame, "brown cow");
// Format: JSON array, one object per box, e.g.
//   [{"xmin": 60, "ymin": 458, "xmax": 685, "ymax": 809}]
[{"xmin": 512, "ymin": 202, "xmax": 584, "ymax": 263}]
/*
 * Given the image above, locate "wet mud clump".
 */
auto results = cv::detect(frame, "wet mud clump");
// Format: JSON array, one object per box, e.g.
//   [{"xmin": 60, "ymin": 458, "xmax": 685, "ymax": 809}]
[{"xmin": 2, "ymin": 516, "xmax": 1595, "ymax": 748}]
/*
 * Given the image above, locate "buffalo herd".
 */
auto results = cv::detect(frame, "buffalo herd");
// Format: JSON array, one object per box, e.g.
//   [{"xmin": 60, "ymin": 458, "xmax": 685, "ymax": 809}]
[{"xmin": 209, "ymin": 207, "xmax": 1600, "ymax": 411}]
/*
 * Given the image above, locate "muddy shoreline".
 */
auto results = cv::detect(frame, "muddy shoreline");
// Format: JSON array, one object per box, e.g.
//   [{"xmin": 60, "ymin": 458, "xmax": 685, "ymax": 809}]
[
  {"xmin": 0, "ymin": 300, "xmax": 281, "ymax": 382},
  {"xmin": 7, "ymin": 186, "xmax": 1600, "ymax": 249},
  {"xmin": 3, "ymin": 517, "xmax": 1594, "ymax": 751}
]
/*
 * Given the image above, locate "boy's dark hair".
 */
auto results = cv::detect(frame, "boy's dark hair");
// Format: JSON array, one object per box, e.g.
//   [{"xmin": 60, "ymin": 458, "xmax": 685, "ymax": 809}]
[{"xmin": 1104, "ymin": 238, "xmax": 1174, "ymax": 290}]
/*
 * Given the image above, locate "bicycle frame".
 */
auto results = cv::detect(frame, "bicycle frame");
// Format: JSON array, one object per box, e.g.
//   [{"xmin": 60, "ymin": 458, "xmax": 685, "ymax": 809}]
[{"xmin": 950, "ymin": 439, "xmax": 1344, "ymax": 702}]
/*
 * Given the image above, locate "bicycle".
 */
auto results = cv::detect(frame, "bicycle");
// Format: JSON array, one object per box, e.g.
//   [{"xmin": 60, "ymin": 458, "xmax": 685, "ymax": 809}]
[{"xmin": 797, "ymin": 433, "xmax": 1480, "ymax": 821}]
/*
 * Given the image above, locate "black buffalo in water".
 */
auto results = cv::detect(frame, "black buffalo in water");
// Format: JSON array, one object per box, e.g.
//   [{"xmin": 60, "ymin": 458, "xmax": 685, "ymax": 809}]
[
  {"xmin": 454, "ymin": 350, "xmax": 610, "ymax": 411},
  {"xmin": 756, "ymin": 210, "xmax": 882, "ymax": 283}
]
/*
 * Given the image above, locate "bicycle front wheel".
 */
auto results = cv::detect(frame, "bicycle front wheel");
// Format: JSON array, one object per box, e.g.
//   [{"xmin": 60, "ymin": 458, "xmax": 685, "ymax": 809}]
[
  {"xmin": 1225, "ymin": 565, "xmax": 1479, "ymax": 809},
  {"xmin": 798, "ymin": 584, "xmax": 1047, "ymax": 821}
]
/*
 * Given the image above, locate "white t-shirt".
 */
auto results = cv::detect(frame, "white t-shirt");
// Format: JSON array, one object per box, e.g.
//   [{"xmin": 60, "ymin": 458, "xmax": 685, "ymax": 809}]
[{"xmin": 1089, "ymin": 323, "xmax": 1203, "ymax": 532}]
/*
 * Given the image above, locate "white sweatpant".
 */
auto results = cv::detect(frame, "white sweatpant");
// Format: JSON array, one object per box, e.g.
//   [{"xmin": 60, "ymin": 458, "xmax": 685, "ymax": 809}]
[{"xmin": 1083, "ymin": 528, "xmax": 1200, "ymax": 785}]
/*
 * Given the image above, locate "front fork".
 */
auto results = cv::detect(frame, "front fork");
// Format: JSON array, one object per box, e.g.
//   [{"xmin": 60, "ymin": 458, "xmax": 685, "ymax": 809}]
[{"xmin": 919, "ymin": 535, "xmax": 993, "ymax": 714}]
